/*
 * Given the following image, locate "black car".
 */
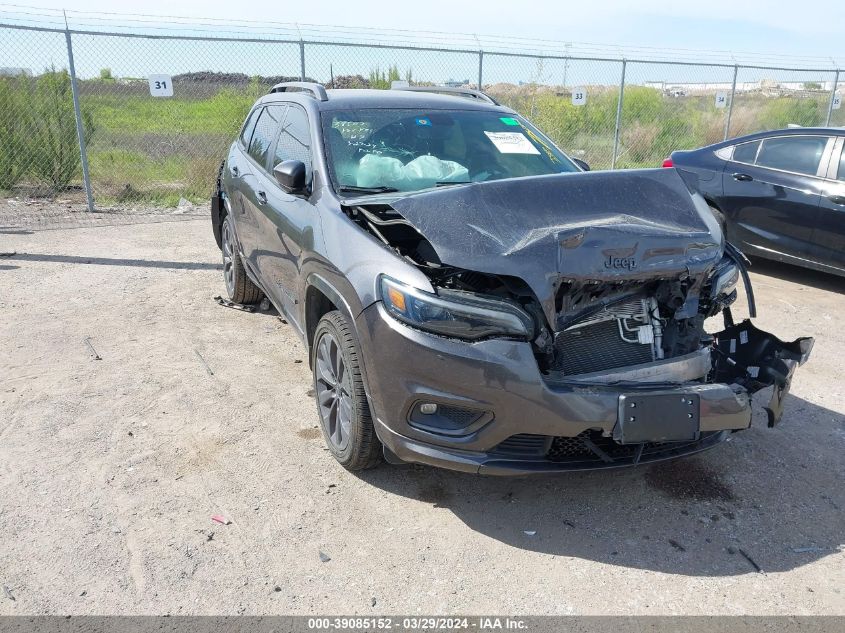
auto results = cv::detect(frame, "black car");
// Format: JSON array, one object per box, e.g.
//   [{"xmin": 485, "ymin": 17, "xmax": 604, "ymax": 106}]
[
  {"xmin": 210, "ymin": 82, "xmax": 812, "ymax": 475},
  {"xmin": 665, "ymin": 128, "xmax": 845, "ymax": 277}
]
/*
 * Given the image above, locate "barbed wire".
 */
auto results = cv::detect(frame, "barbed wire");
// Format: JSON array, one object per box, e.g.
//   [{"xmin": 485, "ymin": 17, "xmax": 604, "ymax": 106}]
[{"xmin": 0, "ymin": 2, "xmax": 841, "ymax": 68}]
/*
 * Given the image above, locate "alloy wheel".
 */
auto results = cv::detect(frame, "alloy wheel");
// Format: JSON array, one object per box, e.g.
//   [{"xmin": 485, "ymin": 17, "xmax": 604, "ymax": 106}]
[
  {"xmin": 315, "ymin": 331, "xmax": 353, "ymax": 451},
  {"xmin": 221, "ymin": 220, "xmax": 235, "ymax": 297}
]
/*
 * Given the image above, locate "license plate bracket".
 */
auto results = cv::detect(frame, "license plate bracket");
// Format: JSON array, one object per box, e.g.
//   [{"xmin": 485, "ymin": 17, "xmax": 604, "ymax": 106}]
[{"xmin": 613, "ymin": 393, "xmax": 700, "ymax": 444}]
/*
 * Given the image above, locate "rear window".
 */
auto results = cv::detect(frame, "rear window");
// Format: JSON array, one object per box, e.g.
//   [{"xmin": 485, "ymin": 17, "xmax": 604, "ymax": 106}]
[
  {"xmin": 247, "ymin": 105, "xmax": 286, "ymax": 170},
  {"xmin": 240, "ymin": 107, "xmax": 261, "ymax": 148},
  {"xmin": 731, "ymin": 140, "xmax": 759, "ymax": 164},
  {"xmin": 755, "ymin": 136, "xmax": 827, "ymax": 176}
]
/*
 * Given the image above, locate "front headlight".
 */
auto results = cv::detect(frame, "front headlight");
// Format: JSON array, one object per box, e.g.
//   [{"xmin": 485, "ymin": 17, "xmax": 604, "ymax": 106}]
[
  {"xmin": 379, "ymin": 275, "xmax": 533, "ymax": 341},
  {"xmin": 710, "ymin": 260, "xmax": 740, "ymax": 298}
]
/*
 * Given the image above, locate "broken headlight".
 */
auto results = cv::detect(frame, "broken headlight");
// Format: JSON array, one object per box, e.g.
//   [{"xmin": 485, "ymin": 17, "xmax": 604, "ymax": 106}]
[
  {"xmin": 709, "ymin": 259, "xmax": 740, "ymax": 299},
  {"xmin": 379, "ymin": 275, "xmax": 533, "ymax": 341}
]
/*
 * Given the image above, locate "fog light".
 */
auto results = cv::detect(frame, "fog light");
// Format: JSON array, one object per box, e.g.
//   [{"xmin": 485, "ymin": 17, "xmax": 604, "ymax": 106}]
[{"xmin": 419, "ymin": 403, "xmax": 438, "ymax": 415}]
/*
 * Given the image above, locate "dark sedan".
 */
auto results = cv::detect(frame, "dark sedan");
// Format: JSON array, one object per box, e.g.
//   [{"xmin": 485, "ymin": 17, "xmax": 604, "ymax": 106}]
[{"xmin": 665, "ymin": 128, "xmax": 845, "ymax": 277}]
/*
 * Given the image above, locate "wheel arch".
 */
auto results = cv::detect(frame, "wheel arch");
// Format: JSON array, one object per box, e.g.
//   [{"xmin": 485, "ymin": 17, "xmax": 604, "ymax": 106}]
[
  {"xmin": 703, "ymin": 196, "xmax": 729, "ymax": 242},
  {"xmin": 305, "ymin": 274, "xmax": 357, "ymax": 367},
  {"xmin": 211, "ymin": 160, "xmax": 228, "ymax": 250}
]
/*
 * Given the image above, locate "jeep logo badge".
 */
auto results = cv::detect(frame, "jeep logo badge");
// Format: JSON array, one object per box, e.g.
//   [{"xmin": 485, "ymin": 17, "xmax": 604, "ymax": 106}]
[
  {"xmin": 604, "ymin": 255, "xmax": 638, "ymax": 270},
  {"xmin": 603, "ymin": 243, "xmax": 639, "ymax": 270}
]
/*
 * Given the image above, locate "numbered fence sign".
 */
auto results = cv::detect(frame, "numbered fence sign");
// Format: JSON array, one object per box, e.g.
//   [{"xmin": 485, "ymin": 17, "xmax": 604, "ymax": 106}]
[
  {"xmin": 571, "ymin": 88, "xmax": 587, "ymax": 106},
  {"xmin": 148, "ymin": 74, "xmax": 173, "ymax": 97},
  {"xmin": 715, "ymin": 92, "xmax": 728, "ymax": 109},
  {"xmin": 834, "ymin": 94, "xmax": 842, "ymax": 110}
]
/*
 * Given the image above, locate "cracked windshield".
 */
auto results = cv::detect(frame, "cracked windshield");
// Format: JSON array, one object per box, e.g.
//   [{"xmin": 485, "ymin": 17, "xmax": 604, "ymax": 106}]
[{"xmin": 322, "ymin": 108, "xmax": 580, "ymax": 193}]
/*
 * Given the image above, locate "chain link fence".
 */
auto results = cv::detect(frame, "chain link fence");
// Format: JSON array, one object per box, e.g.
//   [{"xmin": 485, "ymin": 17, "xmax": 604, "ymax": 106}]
[{"xmin": 1, "ymin": 22, "xmax": 843, "ymax": 224}]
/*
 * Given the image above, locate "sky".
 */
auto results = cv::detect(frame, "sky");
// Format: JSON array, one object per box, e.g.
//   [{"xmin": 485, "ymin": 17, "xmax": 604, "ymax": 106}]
[
  {"xmin": 15, "ymin": 0, "xmax": 845, "ymax": 64},
  {"xmin": 1, "ymin": 1, "xmax": 844, "ymax": 85}
]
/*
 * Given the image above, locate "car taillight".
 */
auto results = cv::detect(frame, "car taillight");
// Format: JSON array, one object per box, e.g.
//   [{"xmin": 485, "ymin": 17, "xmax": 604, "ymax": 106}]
[{"xmin": 662, "ymin": 158, "xmax": 674, "ymax": 168}]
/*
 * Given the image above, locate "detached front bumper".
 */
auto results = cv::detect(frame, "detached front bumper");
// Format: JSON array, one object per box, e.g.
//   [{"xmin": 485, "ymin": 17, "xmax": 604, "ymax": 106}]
[{"xmin": 354, "ymin": 303, "xmax": 812, "ymax": 475}]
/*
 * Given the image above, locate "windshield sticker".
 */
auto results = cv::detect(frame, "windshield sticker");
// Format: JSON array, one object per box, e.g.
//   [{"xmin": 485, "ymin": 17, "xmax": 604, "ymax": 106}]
[
  {"xmin": 415, "ymin": 117, "xmax": 432, "ymax": 126},
  {"xmin": 483, "ymin": 131, "xmax": 540, "ymax": 155},
  {"xmin": 499, "ymin": 117, "xmax": 520, "ymax": 126}
]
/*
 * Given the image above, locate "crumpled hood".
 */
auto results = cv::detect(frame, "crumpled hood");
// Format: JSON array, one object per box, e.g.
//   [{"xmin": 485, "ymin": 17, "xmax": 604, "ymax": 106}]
[
  {"xmin": 350, "ymin": 168, "xmax": 723, "ymax": 328},
  {"xmin": 384, "ymin": 169, "xmax": 724, "ymax": 326}
]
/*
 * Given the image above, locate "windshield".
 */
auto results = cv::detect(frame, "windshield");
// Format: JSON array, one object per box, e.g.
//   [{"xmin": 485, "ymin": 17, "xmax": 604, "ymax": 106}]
[{"xmin": 321, "ymin": 108, "xmax": 579, "ymax": 195}]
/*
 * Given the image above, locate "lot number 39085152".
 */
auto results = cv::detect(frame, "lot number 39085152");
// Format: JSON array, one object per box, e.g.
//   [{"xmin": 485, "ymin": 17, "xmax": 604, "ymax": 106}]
[{"xmin": 148, "ymin": 74, "xmax": 173, "ymax": 97}]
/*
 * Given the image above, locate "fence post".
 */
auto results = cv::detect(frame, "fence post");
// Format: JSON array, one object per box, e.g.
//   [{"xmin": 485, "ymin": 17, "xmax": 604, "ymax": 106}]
[
  {"xmin": 724, "ymin": 64, "xmax": 739, "ymax": 141},
  {"xmin": 611, "ymin": 59, "xmax": 626, "ymax": 170},
  {"xmin": 477, "ymin": 50, "xmax": 483, "ymax": 90},
  {"xmin": 826, "ymin": 69, "xmax": 840, "ymax": 126},
  {"xmin": 64, "ymin": 30, "xmax": 94, "ymax": 212},
  {"xmin": 299, "ymin": 40, "xmax": 306, "ymax": 81}
]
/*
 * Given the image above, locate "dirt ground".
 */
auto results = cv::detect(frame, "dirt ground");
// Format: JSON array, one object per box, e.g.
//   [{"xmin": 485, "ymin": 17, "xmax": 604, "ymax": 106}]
[{"xmin": 0, "ymin": 216, "xmax": 843, "ymax": 615}]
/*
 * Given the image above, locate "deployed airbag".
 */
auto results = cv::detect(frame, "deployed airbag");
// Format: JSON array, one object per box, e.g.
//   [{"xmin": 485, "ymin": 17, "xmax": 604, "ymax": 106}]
[{"xmin": 356, "ymin": 154, "xmax": 468, "ymax": 191}]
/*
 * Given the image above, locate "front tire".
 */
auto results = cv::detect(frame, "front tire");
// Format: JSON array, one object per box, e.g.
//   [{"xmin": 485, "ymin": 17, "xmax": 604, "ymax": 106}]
[
  {"xmin": 221, "ymin": 215, "xmax": 262, "ymax": 305},
  {"xmin": 312, "ymin": 311, "xmax": 382, "ymax": 471}
]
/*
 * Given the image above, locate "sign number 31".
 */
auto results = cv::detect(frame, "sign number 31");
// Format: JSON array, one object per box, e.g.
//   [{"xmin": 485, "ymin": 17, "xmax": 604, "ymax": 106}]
[{"xmin": 148, "ymin": 74, "xmax": 173, "ymax": 97}]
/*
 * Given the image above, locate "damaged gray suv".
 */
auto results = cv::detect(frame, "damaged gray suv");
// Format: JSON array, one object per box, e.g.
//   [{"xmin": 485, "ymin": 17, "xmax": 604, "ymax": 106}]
[{"xmin": 211, "ymin": 82, "xmax": 813, "ymax": 474}]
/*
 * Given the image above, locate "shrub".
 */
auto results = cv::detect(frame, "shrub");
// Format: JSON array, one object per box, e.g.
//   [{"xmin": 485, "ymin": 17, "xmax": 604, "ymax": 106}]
[
  {"xmin": 621, "ymin": 121, "xmax": 660, "ymax": 164},
  {"xmin": 761, "ymin": 97, "xmax": 824, "ymax": 129},
  {"xmin": 28, "ymin": 68, "xmax": 95, "ymax": 190},
  {"xmin": 368, "ymin": 65, "xmax": 411, "ymax": 90},
  {"xmin": 0, "ymin": 76, "xmax": 29, "ymax": 190}
]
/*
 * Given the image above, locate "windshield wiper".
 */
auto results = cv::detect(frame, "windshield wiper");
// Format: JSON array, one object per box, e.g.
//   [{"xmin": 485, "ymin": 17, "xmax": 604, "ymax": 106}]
[
  {"xmin": 338, "ymin": 185, "xmax": 400, "ymax": 194},
  {"xmin": 435, "ymin": 181, "xmax": 472, "ymax": 187}
]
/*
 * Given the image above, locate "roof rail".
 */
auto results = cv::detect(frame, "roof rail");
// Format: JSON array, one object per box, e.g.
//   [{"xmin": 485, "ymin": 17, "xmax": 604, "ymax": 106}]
[
  {"xmin": 391, "ymin": 85, "xmax": 500, "ymax": 106},
  {"xmin": 269, "ymin": 81, "xmax": 328, "ymax": 101}
]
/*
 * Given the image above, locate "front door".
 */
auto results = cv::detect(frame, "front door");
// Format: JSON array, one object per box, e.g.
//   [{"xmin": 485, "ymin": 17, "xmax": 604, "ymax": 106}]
[
  {"xmin": 814, "ymin": 139, "xmax": 845, "ymax": 272},
  {"xmin": 253, "ymin": 104, "xmax": 316, "ymax": 333}
]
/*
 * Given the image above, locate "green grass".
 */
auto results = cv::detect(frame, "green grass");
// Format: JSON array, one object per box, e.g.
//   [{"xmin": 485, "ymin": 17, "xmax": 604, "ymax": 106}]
[
  {"xmin": 86, "ymin": 90, "xmax": 255, "ymax": 136},
  {"xmin": 3, "ymin": 77, "xmax": 837, "ymax": 206}
]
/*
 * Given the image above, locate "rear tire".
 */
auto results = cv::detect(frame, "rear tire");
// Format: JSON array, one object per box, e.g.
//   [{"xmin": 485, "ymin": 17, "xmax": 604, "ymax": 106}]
[
  {"xmin": 312, "ymin": 310, "xmax": 382, "ymax": 471},
  {"xmin": 221, "ymin": 215, "xmax": 262, "ymax": 305}
]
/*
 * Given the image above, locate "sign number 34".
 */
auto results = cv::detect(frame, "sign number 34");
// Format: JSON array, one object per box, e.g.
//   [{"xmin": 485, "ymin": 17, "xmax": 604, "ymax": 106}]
[{"xmin": 148, "ymin": 74, "xmax": 173, "ymax": 97}]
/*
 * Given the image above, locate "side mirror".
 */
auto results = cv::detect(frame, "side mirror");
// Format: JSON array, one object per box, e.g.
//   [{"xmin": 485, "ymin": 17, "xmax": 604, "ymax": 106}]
[
  {"xmin": 573, "ymin": 158, "xmax": 591, "ymax": 172},
  {"xmin": 273, "ymin": 160, "xmax": 307, "ymax": 193}
]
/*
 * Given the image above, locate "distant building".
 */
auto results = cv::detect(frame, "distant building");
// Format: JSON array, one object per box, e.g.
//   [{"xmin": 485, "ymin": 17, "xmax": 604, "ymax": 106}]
[{"xmin": 644, "ymin": 78, "xmax": 835, "ymax": 93}]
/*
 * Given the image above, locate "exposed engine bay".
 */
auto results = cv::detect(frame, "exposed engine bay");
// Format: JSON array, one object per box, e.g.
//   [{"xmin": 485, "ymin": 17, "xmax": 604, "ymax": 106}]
[
  {"xmin": 342, "ymin": 169, "xmax": 813, "ymax": 426},
  {"xmin": 345, "ymin": 202, "xmax": 736, "ymax": 372}
]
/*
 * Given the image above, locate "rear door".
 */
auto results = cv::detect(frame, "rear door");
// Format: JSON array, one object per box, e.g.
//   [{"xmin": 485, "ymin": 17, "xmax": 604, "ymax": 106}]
[
  {"xmin": 814, "ymin": 136, "xmax": 845, "ymax": 271},
  {"xmin": 252, "ymin": 103, "xmax": 316, "ymax": 332},
  {"xmin": 226, "ymin": 106, "xmax": 262, "ymax": 253},
  {"xmin": 721, "ymin": 134, "xmax": 832, "ymax": 262},
  {"xmin": 240, "ymin": 104, "xmax": 287, "ymax": 280}
]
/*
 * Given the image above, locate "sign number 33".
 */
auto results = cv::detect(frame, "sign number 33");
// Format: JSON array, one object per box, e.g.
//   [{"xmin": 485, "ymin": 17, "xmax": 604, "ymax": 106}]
[{"xmin": 148, "ymin": 74, "xmax": 173, "ymax": 97}]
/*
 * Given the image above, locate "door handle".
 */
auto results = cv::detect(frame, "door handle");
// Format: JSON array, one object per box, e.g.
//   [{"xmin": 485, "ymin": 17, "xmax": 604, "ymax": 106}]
[
  {"xmin": 256, "ymin": 191, "xmax": 268, "ymax": 205},
  {"xmin": 828, "ymin": 194, "xmax": 845, "ymax": 205},
  {"xmin": 231, "ymin": 165, "xmax": 239, "ymax": 177},
  {"xmin": 732, "ymin": 173, "xmax": 753, "ymax": 182}
]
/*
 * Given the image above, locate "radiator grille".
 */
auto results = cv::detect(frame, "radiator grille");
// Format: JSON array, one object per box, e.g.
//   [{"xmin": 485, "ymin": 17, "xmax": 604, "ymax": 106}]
[
  {"xmin": 492, "ymin": 431, "xmax": 725, "ymax": 466},
  {"xmin": 551, "ymin": 318, "xmax": 653, "ymax": 375}
]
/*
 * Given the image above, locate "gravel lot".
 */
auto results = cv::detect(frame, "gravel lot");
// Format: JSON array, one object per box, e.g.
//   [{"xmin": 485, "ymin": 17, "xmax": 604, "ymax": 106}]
[{"xmin": 0, "ymin": 216, "xmax": 843, "ymax": 615}]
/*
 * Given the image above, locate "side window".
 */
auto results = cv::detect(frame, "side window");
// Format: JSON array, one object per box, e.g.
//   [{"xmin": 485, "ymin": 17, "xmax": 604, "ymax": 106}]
[
  {"xmin": 239, "ymin": 107, "xmax": 261, "ymax": 148},
  {"xmin": 838, "ymin": 146, "xmax": 845, "ymax": 182},
  {"xmin": 731, "ymin": 140, "xmax": 760, "ymax": 164},
  {"xmin": 273, "ymin": 105, "xmax": 312, "ymax": 180},
  {"xmin": 755, "ymin": 136, "xmax": 827, "ymax": 176},
  {"xmin": 248, "ymin": 105, "xmax": 286, "ymax": 169}
]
